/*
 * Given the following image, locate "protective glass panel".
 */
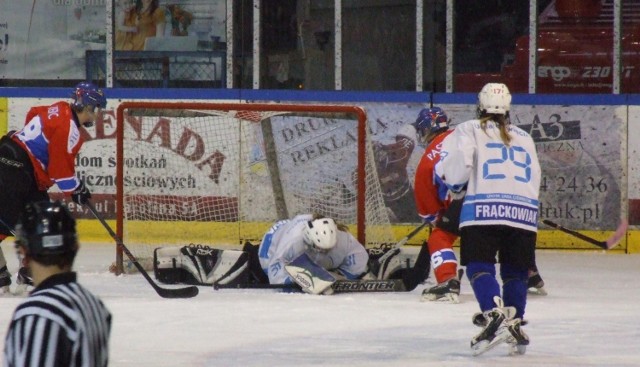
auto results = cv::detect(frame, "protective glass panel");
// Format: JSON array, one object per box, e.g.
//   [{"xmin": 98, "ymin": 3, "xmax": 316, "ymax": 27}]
[
  {"xmin": 621, "ymin": 0, "xmax": 640, "ymax": 93},
  {"xmin": 453, "ymin": 0, "xmax": 538, "ymax": 93},
  {"xmin": 341, "ymin": 0, "xmax": 416, "ymax": 91}
]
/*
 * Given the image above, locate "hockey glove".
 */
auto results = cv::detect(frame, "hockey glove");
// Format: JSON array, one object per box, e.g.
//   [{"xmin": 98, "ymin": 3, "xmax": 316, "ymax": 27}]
[
  {"xmin": 448, "ymin": 184, "xmax": 468, "ymax": 201},
  {"xmin": 71, "ymin": 180, "xmax": 92, "ymax": 205}
]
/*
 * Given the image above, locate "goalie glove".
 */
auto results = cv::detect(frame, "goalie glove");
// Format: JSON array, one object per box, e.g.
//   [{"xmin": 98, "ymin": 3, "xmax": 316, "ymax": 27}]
[
  {"xmin": 71, "ymin": 180, "xmax": 92, "ymax": 205},
  {"xmin": 448, "ymin": 189, "xmax": 466, "ymax": 201},
  {"xmin": 377, "ymin": 249, "xmax": 404, "ymax": 280},
  {"xmin": 367, "ymin": 244, "xmax": 416, "ymax": 280},
  {"xmin": 367, "ymin": 244, "xmax": 400, "ymax": 279}
]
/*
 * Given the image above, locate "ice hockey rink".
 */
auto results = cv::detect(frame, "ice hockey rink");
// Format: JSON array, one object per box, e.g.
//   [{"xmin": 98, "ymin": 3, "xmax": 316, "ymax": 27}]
[{"xmin": 0, "ymin": 241, "xmax": 639, "ymax": 367}]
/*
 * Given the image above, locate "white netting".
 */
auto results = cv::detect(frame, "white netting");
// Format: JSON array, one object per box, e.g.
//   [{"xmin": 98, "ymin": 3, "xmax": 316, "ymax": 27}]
[{"xmin": 117, "ymin": 104, "xmax": 394, "ymax": 268}]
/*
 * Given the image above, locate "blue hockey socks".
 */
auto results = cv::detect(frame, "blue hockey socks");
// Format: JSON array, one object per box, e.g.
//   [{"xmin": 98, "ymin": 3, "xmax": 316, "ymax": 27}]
[
  {"xmin": 466, "ymin": 262, "xmax": 500, "ymax": 312},
  {"xmin": 500, "ymin": 263, "xmax": 528, "ymax": 319}
]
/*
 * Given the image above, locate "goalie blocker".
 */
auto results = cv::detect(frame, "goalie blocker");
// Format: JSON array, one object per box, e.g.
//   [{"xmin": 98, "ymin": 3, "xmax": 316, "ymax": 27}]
[{"xmin": 154, "ymin": 244, "xmax": 250, "ymax": 286}]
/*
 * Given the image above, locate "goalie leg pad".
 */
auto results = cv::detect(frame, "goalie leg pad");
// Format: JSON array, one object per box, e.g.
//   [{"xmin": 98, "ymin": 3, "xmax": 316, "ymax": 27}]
[
  {"xmin": 154, "ymin": 245, "xmax": 249, "ymax": 286},
  {"xmin": 154, "ymin": 247, "xmax": 187, "ymax": 284}
]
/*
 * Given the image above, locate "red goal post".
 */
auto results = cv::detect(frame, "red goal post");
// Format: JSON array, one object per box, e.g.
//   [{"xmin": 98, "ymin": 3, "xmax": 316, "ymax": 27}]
[{"xmin": 114, "ymin": 102, "xmax": 394, "ymax": 274}]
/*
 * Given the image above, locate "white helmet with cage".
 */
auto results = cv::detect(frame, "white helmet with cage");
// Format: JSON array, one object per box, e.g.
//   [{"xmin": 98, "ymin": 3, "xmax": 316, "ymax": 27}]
[
  {"xmin": 303, "ymin": 217, "xmax": 338, "ymax": 252},
  {"xmin": 478, "ymin": 83, "xmax": 512, "ymax": 115}
]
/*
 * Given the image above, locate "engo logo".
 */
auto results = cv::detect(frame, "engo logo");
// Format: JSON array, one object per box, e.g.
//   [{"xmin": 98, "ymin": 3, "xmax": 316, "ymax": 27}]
[{"xmin": 537, "ymin": 66, "xmax": 571, "ymax": 82}]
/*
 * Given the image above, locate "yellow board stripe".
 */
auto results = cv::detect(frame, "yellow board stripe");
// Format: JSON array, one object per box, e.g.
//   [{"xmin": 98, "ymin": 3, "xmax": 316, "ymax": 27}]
[
  {"xmin": 74, "ymin": 220, "xmax": 632, "ymax": 253},
  {"xmin": 0, "ymin": 98, "xmax": 7, "ymax": 135}
]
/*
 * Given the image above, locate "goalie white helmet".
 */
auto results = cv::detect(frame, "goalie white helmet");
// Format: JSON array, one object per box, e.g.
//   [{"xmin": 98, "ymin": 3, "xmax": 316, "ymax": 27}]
[
  {"xmin": 303, "ymin": 217, "xmax": 338, "ymax": 253},
  {"xmin": 478, "ymin": 83, "xmax": 511, "ymax": 115}
]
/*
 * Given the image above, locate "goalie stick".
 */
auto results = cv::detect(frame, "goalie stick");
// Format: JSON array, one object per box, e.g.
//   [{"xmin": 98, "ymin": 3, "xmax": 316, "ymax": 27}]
[
  {"xmin": 86, "ymin": 201, "xmax": 199, "ymax": 299},
  {"xmin": 332, "ymin": 279, "xmax": 406, "ymax": 293},
  {"xmin": 542, "ymin": 219, "xmax": 628, "ymax": 250},
  {"xmin": 213, "ymin": 278, "xmax": 406, "ymax": 293},
  {"xmin": 217, "ymin": 253, "xmax": 406, "ymax": 294}
]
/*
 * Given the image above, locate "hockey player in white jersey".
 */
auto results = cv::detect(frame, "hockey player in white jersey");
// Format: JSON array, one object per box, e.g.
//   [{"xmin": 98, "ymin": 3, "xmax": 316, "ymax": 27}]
[
  {"xmin": 258, "ymin": 214, "xmax": 370, "ymax": 291},
  {"xmin": 435, "ymin": 83, "xmax": 540, "ymax": 355}
]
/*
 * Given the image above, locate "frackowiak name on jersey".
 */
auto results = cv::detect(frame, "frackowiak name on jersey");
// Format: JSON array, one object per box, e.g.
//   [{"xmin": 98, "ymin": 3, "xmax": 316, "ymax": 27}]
[{"xmin": 460, "ymin": 193, "xmax": 538, "ymax": 230}]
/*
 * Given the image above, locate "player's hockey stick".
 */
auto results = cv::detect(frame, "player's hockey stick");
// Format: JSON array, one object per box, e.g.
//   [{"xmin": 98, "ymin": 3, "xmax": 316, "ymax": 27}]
[
  {"xmin": 0, "ymin": 218, "xmax": 15, "ymax": 236},
  {"xmin": 214, "ymin": 282, "xmax": 297, "ymax": 290},
  {"xmin": 542, "ymin": 219, "xmax": 628, "ymax": 250},
  {"xmin": 86, "ymin": 201, "xmax": 199, "ymax": 299},
  {"xmin": 375, "ymin": 222, "xmax": 430, "ymax": 275}
]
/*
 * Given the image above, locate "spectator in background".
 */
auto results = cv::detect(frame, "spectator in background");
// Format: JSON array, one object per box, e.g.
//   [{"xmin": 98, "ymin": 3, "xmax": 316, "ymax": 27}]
[
  {"xmin": 167, "ymin": 4, "xmax": 193, "ymax": 36},
  {"xmin": 116, "ymin": 0, "xmax": 166, "ymax": 51}
]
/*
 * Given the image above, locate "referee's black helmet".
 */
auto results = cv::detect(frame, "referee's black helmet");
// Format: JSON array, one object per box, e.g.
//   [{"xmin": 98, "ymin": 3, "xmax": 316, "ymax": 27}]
[{"xmin": 15, "ymin": 201, "xmax": 78, "ymax": 256}]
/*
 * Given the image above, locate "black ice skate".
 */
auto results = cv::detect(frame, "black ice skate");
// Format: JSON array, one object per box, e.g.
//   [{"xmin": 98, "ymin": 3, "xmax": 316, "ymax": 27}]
[
  {"xmin": 505, "ymin": 318, "xmax": 529, "ymax": 355},
  {"xmin": 527, "ymin": 272, "xmax": 547, "ymax": 296},
  {"xmin": 470, "ymin": 308, "xmax": 507, "ymax": 356},
  {"xmin": 421, "ymin": 277, "xmax": 460, "ymax": 303},
  {"xmin": 471, "ymin": 296, "xmax": 530, "ymax": 356}
]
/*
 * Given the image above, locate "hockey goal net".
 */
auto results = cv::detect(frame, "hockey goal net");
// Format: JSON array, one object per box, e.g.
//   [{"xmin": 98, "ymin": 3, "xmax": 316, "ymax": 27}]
[{"xmin": 114, "ymin": 102, "xmax": 394, "ymax": 274}]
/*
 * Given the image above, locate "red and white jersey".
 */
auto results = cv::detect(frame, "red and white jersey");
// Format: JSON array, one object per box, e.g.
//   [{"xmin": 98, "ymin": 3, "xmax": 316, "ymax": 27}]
[
  {"xmin": 413, "ymin": 130, "xmax": 453, "ymax": 224},
  {"xmin": 12, "ymin": 101, "xmax": 83, "ymax": 192}
]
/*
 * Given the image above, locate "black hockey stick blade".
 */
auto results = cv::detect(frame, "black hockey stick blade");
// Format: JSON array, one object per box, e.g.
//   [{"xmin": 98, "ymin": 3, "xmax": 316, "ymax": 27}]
[
  {"xmin": 376, "ymin": 222, "xmax": 430, "ymax": 266},
  {"xmin": 86, "ymin": 201, "xmax": 199, "ymax": 298},
  {"xmin": 214, "ymin": 279, "xmax": 407, "ymax": 293},
  {"xmin": 213, "ymin": 282, "xmax": 299, "ymax": 290},
  {"xmin": 542, "ymin": 219, "xmax": 628, "ymax": 250}
]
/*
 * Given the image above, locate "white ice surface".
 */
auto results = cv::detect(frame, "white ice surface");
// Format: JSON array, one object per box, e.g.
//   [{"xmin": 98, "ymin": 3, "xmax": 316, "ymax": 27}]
[{"xmin": 1, "ymin": 242, "xmax": 639, "ymax": 367}]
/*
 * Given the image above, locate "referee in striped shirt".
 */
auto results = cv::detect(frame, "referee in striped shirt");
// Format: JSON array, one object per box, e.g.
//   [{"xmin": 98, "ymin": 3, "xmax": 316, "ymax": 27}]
[{"xmin": 4, "ymin": 201, "xmax": 111, "ymax": 367}]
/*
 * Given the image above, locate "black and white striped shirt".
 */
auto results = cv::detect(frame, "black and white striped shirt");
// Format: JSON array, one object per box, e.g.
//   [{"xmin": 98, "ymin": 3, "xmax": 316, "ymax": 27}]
[{"xmin": 3, "ymin": 272, "xmax": 111, "ymax": 367}]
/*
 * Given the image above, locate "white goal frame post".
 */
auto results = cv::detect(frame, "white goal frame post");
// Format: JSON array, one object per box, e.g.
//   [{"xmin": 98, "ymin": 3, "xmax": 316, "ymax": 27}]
[{"xmin": 114, "ymin": 102, "xmax": 394, "ymax": 274}]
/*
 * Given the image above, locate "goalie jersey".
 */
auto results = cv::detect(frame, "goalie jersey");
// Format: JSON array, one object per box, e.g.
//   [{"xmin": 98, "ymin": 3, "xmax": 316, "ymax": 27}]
[
  {"xmin": 258, "ymin": 214, "xmax": 369, "ymax": 285},
  {"xmin": 435, "ymin": 119, "xmax": 541, "ymax": 232}
]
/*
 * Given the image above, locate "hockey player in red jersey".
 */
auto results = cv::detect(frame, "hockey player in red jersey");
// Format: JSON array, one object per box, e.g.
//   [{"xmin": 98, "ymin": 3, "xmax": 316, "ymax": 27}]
[
  {"xmin": 0, "ymin": 82, "xmax": 106, "ymax": 294},
  {"xmin": 412, "ymin": 107, "xmax": 462, "ymax": 302}
]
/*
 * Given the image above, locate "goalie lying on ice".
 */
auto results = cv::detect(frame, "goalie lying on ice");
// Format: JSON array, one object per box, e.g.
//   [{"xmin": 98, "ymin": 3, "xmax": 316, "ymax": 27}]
[
  {"xmin": 152, "ymin": 214, "xmax": 371, "ymax": 292},
  {"xmin": 153, "ymin": 213, "xmax": 421, "ymax": 294},
  {"xmin": 256, "ymin": 214, "xmax": 372, "ymax": 294}
]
